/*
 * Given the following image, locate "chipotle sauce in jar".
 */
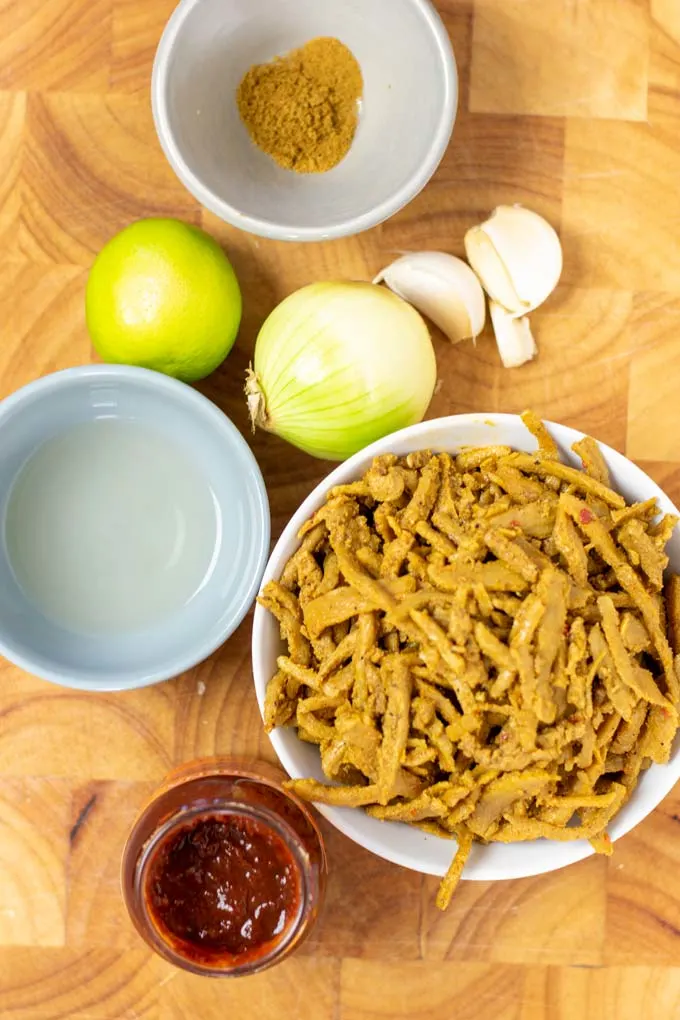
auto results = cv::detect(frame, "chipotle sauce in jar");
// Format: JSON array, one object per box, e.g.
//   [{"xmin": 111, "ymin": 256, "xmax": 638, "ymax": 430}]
[{"xmin": 122, "ymin": 759, "xmax": 326, "ymax": 976}]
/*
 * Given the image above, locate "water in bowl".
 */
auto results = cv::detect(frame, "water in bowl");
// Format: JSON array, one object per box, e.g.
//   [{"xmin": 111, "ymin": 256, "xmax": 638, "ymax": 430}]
[{"xmin": 4, "ymin": 419, "xmax": 221, "ymax": 635}]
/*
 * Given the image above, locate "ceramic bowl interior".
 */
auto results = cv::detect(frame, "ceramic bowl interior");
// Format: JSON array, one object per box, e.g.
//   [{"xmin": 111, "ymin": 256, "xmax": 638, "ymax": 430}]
[
  {"xmin": 252, "ymin": 414, "xmax": 680, "ymax": 881},
  {"xmin": 152, "ymin": 0, "xmax": 457, "ymax": 241},
  {"xmin": 0, "ymin": 366, "xmax": 269, "ymax": 691}
]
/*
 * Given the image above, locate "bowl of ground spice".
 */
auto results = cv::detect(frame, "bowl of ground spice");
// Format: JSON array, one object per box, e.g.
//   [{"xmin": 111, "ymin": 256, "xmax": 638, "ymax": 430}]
[{"xmin": 152, "ymin": 0, "xmax": 457, "ymax": 242}]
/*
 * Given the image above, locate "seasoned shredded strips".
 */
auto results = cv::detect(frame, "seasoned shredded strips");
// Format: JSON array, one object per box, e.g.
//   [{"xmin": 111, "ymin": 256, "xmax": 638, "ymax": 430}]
[{"xmin": 260, "ymin": 411, "xmax": 680, "ymax": 908}]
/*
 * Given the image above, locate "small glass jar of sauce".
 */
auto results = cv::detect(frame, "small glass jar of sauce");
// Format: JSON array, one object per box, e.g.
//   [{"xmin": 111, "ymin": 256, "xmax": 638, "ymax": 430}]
[{"xmin": 121, "ymin": 758, "xmax": 326, "ymax": 977}]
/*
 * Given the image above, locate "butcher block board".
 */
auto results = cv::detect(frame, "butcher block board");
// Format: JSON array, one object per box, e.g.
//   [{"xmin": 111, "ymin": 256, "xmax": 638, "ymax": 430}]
[{"xmin": 2, "ymin": 1, "xmax": 680, "ymax": 1017}]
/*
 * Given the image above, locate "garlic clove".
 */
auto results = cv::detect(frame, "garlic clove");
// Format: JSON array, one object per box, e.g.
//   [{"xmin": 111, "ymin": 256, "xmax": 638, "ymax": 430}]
[
  {"xmin": 374, "ymin": 252, "xmax": 486, "ymax": 344},
  {"xmin": 464, "ymin": 205, "xmax": 562, "ymax": 317},
  {"xmin": 489, "ymin": 300, "xmax": 537, "ymax": 369}
]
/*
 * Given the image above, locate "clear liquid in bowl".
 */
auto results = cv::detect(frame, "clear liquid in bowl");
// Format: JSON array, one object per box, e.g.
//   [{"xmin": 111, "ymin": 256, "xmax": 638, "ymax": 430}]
[{"xmin": 4, "ymin": 419, "xmax": 221, "ymax": 635}]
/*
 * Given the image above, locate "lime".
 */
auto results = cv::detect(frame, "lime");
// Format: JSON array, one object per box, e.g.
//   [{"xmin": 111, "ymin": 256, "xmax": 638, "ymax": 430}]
[{"xmin": 85, "ymin": 219, "xmax": 242, "ymax": 383}]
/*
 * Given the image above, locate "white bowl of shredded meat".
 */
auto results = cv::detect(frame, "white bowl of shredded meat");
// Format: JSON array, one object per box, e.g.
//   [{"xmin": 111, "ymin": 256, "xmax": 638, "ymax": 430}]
[{"xmin": 252, "ymin": 413, "xmax": 680, "ymax": 906}]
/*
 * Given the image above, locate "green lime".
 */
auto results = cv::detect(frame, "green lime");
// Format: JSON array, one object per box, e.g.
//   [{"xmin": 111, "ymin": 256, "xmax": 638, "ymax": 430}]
[{"xmin": 85, "ymin": 218, "xmax": 242, "ymax": 383}]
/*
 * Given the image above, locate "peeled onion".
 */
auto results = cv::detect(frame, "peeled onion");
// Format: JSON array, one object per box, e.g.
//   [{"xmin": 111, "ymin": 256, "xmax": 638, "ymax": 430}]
[{"xmin": 246, "ymin": 282, "xmax": 436, "ymax": 461}]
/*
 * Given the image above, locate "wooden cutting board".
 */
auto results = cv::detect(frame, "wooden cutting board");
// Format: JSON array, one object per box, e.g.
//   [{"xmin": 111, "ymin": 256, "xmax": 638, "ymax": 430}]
[{"xmin": 1, "ymin": 1, "xmax": 680, "ymax": 1017}]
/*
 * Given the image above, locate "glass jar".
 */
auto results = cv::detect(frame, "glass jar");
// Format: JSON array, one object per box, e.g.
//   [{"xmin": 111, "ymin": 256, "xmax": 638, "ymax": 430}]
[{"xmin": 121, "ymin": 758, "xmax": 326, "ymax": 977}]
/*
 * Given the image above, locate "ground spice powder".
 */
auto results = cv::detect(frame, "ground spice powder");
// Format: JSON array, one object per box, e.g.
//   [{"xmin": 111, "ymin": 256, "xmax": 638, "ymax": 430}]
[{"xmin": 236, "ymin": 37, "xmax": 363, "ymax": 174}]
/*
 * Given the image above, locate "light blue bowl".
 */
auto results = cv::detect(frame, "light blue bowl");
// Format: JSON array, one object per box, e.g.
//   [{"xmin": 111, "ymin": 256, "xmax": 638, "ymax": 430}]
[{"xmin": 0, "ymin": 365, "xmax": 270, "ymax": 691}]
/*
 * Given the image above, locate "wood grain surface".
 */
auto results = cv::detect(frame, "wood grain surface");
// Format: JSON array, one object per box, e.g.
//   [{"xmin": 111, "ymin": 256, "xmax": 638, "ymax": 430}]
[{"xmin": 1, "ymin": 1, "xmax": 680, "ymax": 1017}]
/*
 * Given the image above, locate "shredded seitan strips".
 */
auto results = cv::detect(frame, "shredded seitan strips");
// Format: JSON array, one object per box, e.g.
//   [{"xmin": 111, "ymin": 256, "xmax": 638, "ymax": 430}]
[
  {"xmin": 588, "ymin": 624, "xmax": 636, "ymax": 722},
  {"xmin": 435, "ymin": 828, "xmax": 474, "ymax": 910},
  {"xmin": 521, "ymin": 410, "xmax": 560, "ymax": 460},
  {"xmin": 303, "ymin": 576, "xmax": 414, "ymax": 638},
  {"xmin": 377, "ymin": 655, "xmax": 412, "ymax": 804},
  {"xmin": 562, "ymin": 493, "xmax": 678, "ymax": 702},
  {"xmin": 484, "ymin": 529, "xmax": 539, "ymax": 582},
  {"xmin": 259, "ymin": 581, "xmax": 311, "ymax": 665},
  {"xmin": 618, "ymin": 519, "xmax": 667, "ymax": 591},
  {"xmin": 503, "ymin": 453, "xmax": 626, "ymax": 508},
  {"xmin": 553, "ymin": 506, "xmax": 589, "ymax": 588},
  {"xmin": 598, "ymin": 596, "xmax": 671, "ymax": 710},
  {"xmin": 572, "ymin": 436, "xmax": 611, "ymax": 486},
  {"xmin": 260, "ymin": 413, "xmax": 680, "ymax": 910}
]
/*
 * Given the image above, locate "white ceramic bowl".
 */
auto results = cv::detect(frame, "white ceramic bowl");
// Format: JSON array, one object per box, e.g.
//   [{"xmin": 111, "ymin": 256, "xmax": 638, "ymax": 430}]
[
  {"xmin": 152, "ymin": 0, "xmax": 457, "ymax": 242},
  {"xmin": 0, "ymin": 366, "xmax": 270, "ymax": 692},
  {"xmin": 252, "ymin": 414, "xmax": 680, "ymax": 881}
]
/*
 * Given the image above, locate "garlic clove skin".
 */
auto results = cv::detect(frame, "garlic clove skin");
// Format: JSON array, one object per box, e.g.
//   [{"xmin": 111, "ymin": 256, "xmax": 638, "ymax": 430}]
[
  {"xmin": 489, "ymin": 300, "xmax": 537, "ymax": 369},
  {"xmin": 374, "ymin": 252, "xmax": 486, "ymax": 344},
  {"xmin": 464, "ymin": 205, "xmax": 563, "ymax": 317}
]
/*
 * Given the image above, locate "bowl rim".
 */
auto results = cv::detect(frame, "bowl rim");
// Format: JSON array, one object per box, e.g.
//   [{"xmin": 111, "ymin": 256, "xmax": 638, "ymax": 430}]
[
  {"xmin": 252, "ymin": 412, "xmax": 680, "ymax": 880},
  {"xmin": 151, "ymin": 0, "xmax": 458, "ymax": 242},
  {"xmin": 0, "ymin": 364, "xmax": 270, "ymax": 692}
]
